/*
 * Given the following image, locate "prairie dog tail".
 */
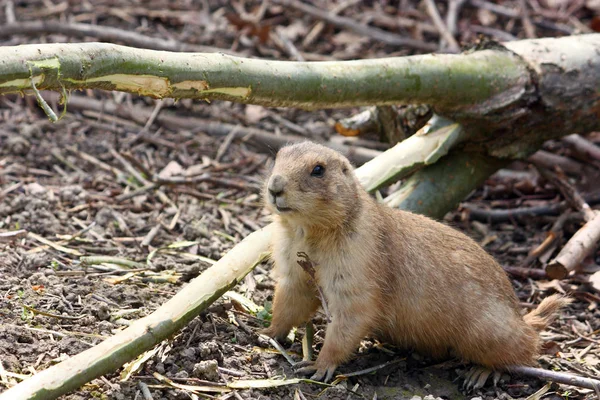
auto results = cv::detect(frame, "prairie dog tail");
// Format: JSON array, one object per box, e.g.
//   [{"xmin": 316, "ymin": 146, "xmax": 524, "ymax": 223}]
[{"xmin": 523, "ymin": 294, "xmax": 572, "ymax": 331}]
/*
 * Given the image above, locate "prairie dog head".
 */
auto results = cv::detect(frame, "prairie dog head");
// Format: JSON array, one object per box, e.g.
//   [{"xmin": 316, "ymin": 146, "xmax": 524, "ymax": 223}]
[{"xmin": 265, "ymin": 142, "xmax": 360, "ymax": 229}]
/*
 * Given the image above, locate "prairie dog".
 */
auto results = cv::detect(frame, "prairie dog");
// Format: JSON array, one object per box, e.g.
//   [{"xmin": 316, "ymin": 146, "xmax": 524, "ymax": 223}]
[{"xmin": 262, "ymin": 141, "xmax": 569, "ymax": 382}]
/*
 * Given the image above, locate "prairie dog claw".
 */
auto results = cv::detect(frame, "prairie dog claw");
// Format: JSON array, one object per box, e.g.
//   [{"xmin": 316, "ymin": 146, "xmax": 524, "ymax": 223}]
[
  {"xmin": 294, "ymin": 360, "xmax": 337, "ymax": 383},
  {"xmin": 463, "ymin": 366, "xmax": 502, "ymax": 391}
]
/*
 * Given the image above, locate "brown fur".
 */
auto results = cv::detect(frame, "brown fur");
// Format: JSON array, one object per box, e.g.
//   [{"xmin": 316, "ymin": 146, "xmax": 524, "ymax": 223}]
[{"xmin": 262, "ymin": 141, "xmax": 569, "ymax": 373}]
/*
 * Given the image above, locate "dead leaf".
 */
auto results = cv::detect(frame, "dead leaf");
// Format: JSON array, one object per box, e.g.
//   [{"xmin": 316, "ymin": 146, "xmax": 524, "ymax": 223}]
[
  {"xmin": 591, "ymin": 16, "xmax": 600, "ymax": 32},
  {"xmin": 24, "ymin": 182, "xmax": 46, "ymax": 195},
  {"xmin": 276, "ymin": 20, "xmax": 307, "ymax": 42},
  {"xmin": 535, "ymin": 279, "xmax": 567, "ymax": 294},
  {"xmin": 540, "ymin": 340, "xmax": 562, "ymax": 355},
  {"xmin": 583, "ymin": 354, "xmax": 600, "ymax": 367},
  {"xmin": 334, "ymin": 122, "xmax": 361, "ymax": 137},
  {"xmin": 331, "ymin": 31, "xmax": 366, "ymax": 46},
  {"xmin": 158, "ymin": 161, "xmax": 184, "ymax": 179},
  {"xmin": 225, "ymin": 13, "xmax": 270, "ymax": 43},
  {"xmin": 185, "ymin": 164, "xmax": 207, "ymax": 177}
]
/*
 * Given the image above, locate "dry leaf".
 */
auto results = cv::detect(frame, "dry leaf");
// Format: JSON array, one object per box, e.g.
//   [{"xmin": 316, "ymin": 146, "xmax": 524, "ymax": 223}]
[
  {"xmin": 31, "ymin": 285, "xmax": 45, "ymax": 293},
  {"xmin": 540, "ymin": 340, "xmax": 562, "ymax": 355},
  {"xmin": 158, "ymin": 161, "xmax": 184, "ymax": 179},
  {"xmin": 24, "ymin": 182, "xmax": 46, "ymax": 195},
  {"xmin": 276, "ymin": 20, "xmax": 307, "ymax": 42},
  {"xmin": 334, "ymin": 122, "xmax": 361, "ymax": 137}
]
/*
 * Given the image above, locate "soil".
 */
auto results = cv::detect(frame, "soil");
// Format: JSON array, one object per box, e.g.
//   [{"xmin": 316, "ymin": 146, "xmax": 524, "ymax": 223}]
[{"xmin": 1, "ymin": 1, "xmax": 600, "ymax": 399}]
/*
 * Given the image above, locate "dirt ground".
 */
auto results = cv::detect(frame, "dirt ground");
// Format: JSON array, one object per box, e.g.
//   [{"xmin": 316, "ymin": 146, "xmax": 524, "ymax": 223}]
[{"xmin": 1, "ymin": 1, "xmax": 600, "ymax": 399}]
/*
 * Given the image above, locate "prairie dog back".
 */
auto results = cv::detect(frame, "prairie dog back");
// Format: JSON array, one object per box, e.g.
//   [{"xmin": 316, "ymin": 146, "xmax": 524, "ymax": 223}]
[{"xmin": 262, "ymin": 141, "xmax": 569, "ymax": 381}]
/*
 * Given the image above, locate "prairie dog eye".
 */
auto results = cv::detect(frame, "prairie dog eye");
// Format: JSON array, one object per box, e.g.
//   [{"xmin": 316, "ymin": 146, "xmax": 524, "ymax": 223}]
[{"xmin": 311, "ymin": 164, "xmax": 325, "ymax": 177}]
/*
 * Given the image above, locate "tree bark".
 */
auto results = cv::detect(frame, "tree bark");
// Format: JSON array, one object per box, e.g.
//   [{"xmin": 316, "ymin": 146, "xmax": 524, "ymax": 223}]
[{"xmin": 1, "ymin": 35, "xmax": 599, "ymax": 158}]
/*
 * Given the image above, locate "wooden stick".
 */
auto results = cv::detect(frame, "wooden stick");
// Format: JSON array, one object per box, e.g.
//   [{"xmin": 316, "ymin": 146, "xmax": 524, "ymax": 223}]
[
  {"xmin": 528, "ymin": 150, "xmax": 583, "ymax": 176},
  {"xmin": 509, "ymin": 365, "xmax": 600, "ymax": 391},
  {"xmin": 502, "ymin": 265, "xmax": 548, "ymax": 280},
  {"xmin": 563, "ymin": 134, "xmax": 600, "ymax": 165},
  {"xmin": 0, "ymin": 21, "xmax": 242, "ymax": 55},
  {"xmin": 546, "ymin": 211, "xmax": 600, "ymax": 279},
  {"xmin": 64, "ymin": 95, "xmax": 381, "ymax": 167},
  {"xmin": 534, "ymin": 165, "xmax": 596, "ymax": 221},
  {"xmin": 424, "ymin": 0, "xmax": 460, "ymax": 52},
  {"xmin": 275, "ymin": 0, "xmax": 438, "ymax": 52}
]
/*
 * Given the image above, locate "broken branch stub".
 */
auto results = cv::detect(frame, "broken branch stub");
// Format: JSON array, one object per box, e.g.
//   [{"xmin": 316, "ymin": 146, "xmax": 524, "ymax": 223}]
[{"xmin": 545, "ymin": 211, "xmax": 600, "ymax": 280}]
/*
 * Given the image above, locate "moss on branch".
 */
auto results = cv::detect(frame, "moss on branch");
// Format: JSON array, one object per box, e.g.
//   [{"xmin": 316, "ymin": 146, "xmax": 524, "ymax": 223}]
[{"xmin": 0, "ymin": 42, "xmax": 528, "ymax": 110}]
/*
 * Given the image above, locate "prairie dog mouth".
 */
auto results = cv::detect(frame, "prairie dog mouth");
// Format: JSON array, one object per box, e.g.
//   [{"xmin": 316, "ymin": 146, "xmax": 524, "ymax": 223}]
[{"xmin": 271, "ymin": 195, "xmax": 293, "ymax": 213}]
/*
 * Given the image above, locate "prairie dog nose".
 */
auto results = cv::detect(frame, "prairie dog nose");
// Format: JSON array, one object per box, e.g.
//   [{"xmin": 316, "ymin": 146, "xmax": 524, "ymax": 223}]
[{"xmin": 268, "ymin": 175, "xmax": 285, "ymax": 196}]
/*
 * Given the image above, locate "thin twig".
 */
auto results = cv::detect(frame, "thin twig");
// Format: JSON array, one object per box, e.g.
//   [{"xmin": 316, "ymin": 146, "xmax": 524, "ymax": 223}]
[
  {"xmin": 446, "ymin": 0, "xmax": 467, "ymax": 38},
  {"xmin": 563, "ymin": 134, "xmax": 600, "ymax": 167},
  {"xmin": 215, "ymin": 126, "xmax": 241, "ymax": 163},
  {"xmin": 80, "ymin": 256, "xmax": 147, "ymax": 269},
  {"xmin": 271, "ymin": 29, "xmax": 305, "ymax": 61},
  {"xmin": 463, "ymin": 192, "xmax": 600, "ymax": 222},
  {"xmin": 424, "ymin": 0, "xmax": 460, "ymax": 52},
  {"xmin": 65, "ymin": 95, "xmax": 381, "ymax": 166},
  {"xmin": 519, "ymin": 210, "xmax": 570, "ymax": 268},
  {"xmin": 534, "ymin": 165, "xmax": 596, "ymax": 221},
  {"xmin": 274, "ymin": 0, "xmax": 437, "ymax": 52},
  {"xmin": 519, "ymin": 0, "xmax": 537, "ymax": 38},
  {"xmin": 336, "ymin": 359, "xmax": 404, "ymax": 379},
  {"xmin": 0, "ymin": 21, "xmax": 243, "ymax": 55},
  {"xmin": 302, "ymin": 0, "xmax": 361, "ymax": 48},
  {"xmin": 22, "ymin": 304, "xmax": 88, "ymax": 321},
  {"xmin": 509, "ymin": 365, "xmax": 600, "ymax": 391},
  {"xmin": 262, "ymin": 336, "xmax": 296, "ymax": 366},
  {"xmin": 528, "ymin": 150, "xmax": 583, "ymax": 176},
  {"xmin": 502, "ymin": 265, "xmax": 548, "ymax": 280}
]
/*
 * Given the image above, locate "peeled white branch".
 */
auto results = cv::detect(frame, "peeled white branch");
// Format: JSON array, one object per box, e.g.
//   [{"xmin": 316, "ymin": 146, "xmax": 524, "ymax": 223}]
[
  {"xmin": 546, "ymin": 211, "xmax": 600, "ymax": 280},
  {"xmin": 355, "ymin": 122, "xmax": 466, "ymax": 192}
]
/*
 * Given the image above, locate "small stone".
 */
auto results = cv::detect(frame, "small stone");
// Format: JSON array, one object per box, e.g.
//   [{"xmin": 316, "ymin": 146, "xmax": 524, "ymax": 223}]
[
  {"xmin": 192, "ymin": 359, "xmax": 219, "ymax": 381},
  {"xmin": 94, "ymin": 304, "xmax": 111, "ymax": 321},
  {"xmin": 198, "ymin": 341, "xmax": 219, "ymax": 358},
  {"xmin": 174, "ymin": 370, "xmax": 189, "ymax": 379},
  {"xmin": 181, "ymin": 348, "xmax": 196, "ymax": 359}
]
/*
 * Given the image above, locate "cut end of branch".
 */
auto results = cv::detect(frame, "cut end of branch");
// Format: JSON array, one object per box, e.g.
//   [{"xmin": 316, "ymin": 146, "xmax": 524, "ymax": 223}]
[{"xmin": 545, "ymin": 262, "xmax": 568, "ymax": 280}]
